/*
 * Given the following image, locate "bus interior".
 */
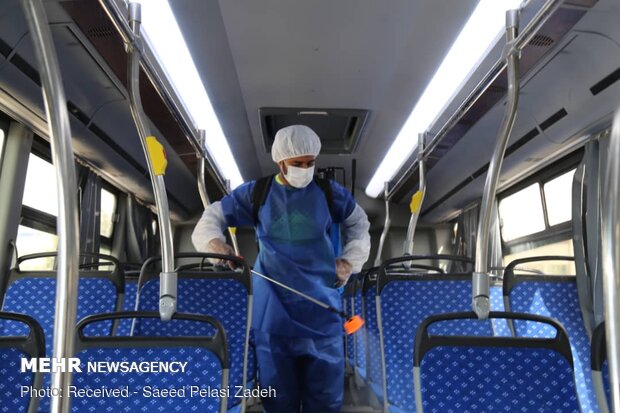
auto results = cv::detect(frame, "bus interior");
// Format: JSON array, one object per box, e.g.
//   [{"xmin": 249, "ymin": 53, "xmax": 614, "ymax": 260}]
[{"xmin": 0, "ymin": 0, "xmax": 619, "ymax": 412}]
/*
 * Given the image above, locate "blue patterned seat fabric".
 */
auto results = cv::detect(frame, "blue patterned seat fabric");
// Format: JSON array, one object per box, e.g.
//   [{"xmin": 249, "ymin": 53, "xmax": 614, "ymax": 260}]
[
  {"xmin": 420, "ymin": 346, "xmax": 580, "ymax": 413},
  {"xmin": 1, "ymin": 277, "xmax": 119, "ymax": 412},
  {"xmin": 602, "ymin": 360, "xmax": 610, "ymax": 409},
  {"xmin": 0, "ymin": 316, "xmax": 38, "ymax": 413},
  {"xmin": 489, "ymin": 285, "xmax": 511, "ymax": 336},
  {"xmin": 115, "ymin": 279, "xmax": 139, "ymax": 335},
  {"xmin": 72, "ymin": 346, "xmax": 223, "ymax": 412},
  {"xmin": 134, "ymin": 278, "xmax": 253, "ymax": 410},
  {"xmin": 1, "ymin": 278, "xmax": 117, "ymax": 356},
  {"xmin": 364, "ymin": 283, "xmax": 383, "ymax": 400},
  {"xmin": 509, "ymin": 280, "xmax": 598, "ymax": 412},
  {"xmin": 344, "ymin": 292, "xmax": 354, "ymax": 366},
  {"xmin": 0, "ymin": 347, "xmax": 33, "ymax": 413},
  {"xmin": 378, "ymin": 279, "xmax": 492, "ymax": 412},
  {"xmin": 353, "ymin": 282, "xmax": 367, "ymax": 380}
]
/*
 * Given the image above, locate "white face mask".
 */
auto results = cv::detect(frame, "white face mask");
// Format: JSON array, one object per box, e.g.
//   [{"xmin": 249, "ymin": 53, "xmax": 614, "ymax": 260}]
[{"xmin": 283, "ymin": 165, "xmax": 314, "ymax": 188}]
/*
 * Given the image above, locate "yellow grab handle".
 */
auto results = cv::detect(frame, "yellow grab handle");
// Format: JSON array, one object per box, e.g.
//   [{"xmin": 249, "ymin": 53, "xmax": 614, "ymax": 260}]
[
  {"xmin": 146, "ymin": 136, "xmax": 168, "ymax": 176},
  {"xmin": 409, "ymin": 190, "xmax": 424, "ymax": 214},
  {"xmin": 228, "ymin": 227, "xmax": 237, "ymax": 235}
]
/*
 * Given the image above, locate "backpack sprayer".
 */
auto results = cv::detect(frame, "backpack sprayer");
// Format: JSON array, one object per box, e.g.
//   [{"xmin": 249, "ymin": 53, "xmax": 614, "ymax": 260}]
[{"xmin": 250, "ymin": 268, "xmax": 365, "ymax": 335}]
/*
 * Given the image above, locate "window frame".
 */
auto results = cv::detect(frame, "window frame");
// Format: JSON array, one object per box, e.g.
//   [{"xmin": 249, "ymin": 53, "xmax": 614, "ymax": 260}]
[
  {"xmin": 99, "ymin": 182, "xmax": 119, "ymax": 252},
  {"xmin": 0, "ymin": 128, "xmax": 6, "ymax": 171},
  {"xmin": 498, "ymin": 150, "xmax": 582, "ymax": 255},
  {"xmin": 20, "ymin": 138, "xmax": 58, "ymax": 236}
]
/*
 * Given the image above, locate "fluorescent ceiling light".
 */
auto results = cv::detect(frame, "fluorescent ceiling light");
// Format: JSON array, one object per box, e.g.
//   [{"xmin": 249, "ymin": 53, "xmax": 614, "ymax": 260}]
[
  {"xmin": 365, "ymin": 0, "xmax": 523, "ymax": 198},
  {"xmin": 134, "ymin": 0, "xmax": 244, "ymax": 189}
]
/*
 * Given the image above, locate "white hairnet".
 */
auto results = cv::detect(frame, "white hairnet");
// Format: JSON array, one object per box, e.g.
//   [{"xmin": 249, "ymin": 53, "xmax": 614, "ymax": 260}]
[{"xmin": 271, "ymin": 125, "xmax": 321, "ymax": 163}]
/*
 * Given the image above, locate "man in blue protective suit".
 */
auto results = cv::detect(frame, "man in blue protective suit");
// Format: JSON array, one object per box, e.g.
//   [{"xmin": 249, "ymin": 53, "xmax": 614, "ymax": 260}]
[{"xmin": 192, "ymin": 124, "xmax": 371, "ymax": 413}]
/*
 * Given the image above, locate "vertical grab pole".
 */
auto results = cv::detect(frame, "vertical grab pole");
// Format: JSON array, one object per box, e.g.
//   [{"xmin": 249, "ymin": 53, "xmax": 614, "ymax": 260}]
[
  {"xmin": 601, "ymin": 108, "xmax": 620, "ymax": 412},
  {"xmin": 374, "ymin": 182, "xmax": 391, "ymax": 266},
  {"xmin": 403, "ymin": 133, "xmax": 426, "ymax": 257},
  {"xmin": 197, "ymin": 131, "xmax": 240, "ymax": 256},
  {"xmin": 127, "ymin": 2, "xmax": 176, "ymax": 321},
  {"xmin": 226, "ymin": 180, "xmax": 241, "ymax": 256},
  {"xmin": 21, "ymin": 1, "xmax": 79, "ymax": 412},
  {"xmin": 473, "ymin": 9, "xmax": 520, "ymax": 319},
  {"xmin": 197, "ymin": 130, "xmax": 211, "ymax": 209}
]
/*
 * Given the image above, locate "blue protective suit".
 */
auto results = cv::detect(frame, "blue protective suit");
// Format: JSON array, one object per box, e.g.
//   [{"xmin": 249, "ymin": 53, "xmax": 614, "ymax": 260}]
[{"xmin": 220, "ymin": 177, "xmax": 356, "ymax": 412}]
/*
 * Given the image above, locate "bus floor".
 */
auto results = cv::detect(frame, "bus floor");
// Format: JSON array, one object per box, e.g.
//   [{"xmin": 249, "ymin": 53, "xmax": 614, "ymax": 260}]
[{"xmin": 244, "ymin": 369, "xmax": 381, "ymax": 412}]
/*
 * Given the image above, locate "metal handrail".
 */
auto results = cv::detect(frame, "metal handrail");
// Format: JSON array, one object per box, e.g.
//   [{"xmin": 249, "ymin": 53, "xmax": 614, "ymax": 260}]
[
  {"xmin": 127, "ymin": 3, "xmax": 176, "ymax": 321},
  {"xmin": 403, "ymin": 133, "xmax": 426, "ymax": 257},
  {"xmin": 387, "ymin": 0, "xmax": 563, "ymax": 201},
  {"xmin": 97, "ymin": 0, "xmax": 227, "ymax": 194},
  {"xmin": 374, "ymin": 182, "xmax": 391, "ymax": 266},
  {"xmin": 197, "ymin": 132, "xmax": 239, "ymax": 256},
  {"xmin": 197, "ymin": 130, "xmax": 211, "ymax": 209},
  {"xmin": 473, "ymin": 9, "xmax": 520, "ymax": 320},
  {"xmin": 601, "ymin": 107, "xmax": 620, "ymax": 412},
  {"xmin": 21, "ymin": 1, "xmax": 80, "ymax": 411},
  {"xmin": 225, "ymin": 180, "xmax": 241, "ymax": 256}
]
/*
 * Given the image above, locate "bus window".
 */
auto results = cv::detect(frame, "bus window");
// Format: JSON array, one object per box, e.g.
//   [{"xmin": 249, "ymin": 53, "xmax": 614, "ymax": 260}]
[
  {"xmin": 500, "ymin": 168, "xmax": 578, "ymax": 275},
  {"xmin": 544, "ymin": 169, "xmax": 575, "ymax": 226},
  {"xmin": 15, "ymin": 225, "xmax": 58, "ymax": 270},
  {"xmin": 503, "ymin": 241, "xmax": 576, "ymax": 275},
  {"xmin": 100, "ymin": 188, "xmax": 117, "ymax": 238},
  {"xmin": 17, "ymin": 153, "xmax": 59, "ymax": 270},
  {"xmin": 22, "ymin": 153, "xmax": 58, "ymax": 217},
  {"xmin": 498, "ymin": 183, "xmax": 546, "ymax": 242}
]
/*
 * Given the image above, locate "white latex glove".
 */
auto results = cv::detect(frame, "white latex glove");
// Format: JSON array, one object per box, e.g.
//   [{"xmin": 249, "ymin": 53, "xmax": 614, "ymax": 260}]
[
  {"xmin": 207, "ymin": 239, "xmax": 237, "ymax": 269},
  {"xmin": 335, "ymin": 258, "xmax": 353, "ymax": 288}
]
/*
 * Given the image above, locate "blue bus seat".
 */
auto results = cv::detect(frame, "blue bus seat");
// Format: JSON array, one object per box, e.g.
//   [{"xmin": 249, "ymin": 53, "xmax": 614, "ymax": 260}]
[
  {"xmin": 353, "ymin": 269, "xmax": 368, "ymax": 381},
  {"xmin": 131, "ymin": 253, "xmax": 253, "ymax": 412},
  {"xmin": 343, "ymin": 274, "xmax": 357, "ymax": 370},
  {"xmin": 591, "ymin": 322, "xmax": 611, "ymax": 413},
  {"xmin": 503, "ymin": 256, "xmax": 597, "ymax": 412},
  {"xmin": 0, "ymin": 252, "xmax": 124, "ymax": 356},
  {"xmin": 0, "ymin": 312, "xmax": 45, "ymax": 413},
  {"xmin": 414, "ymin": 312, "xmax": 580, "ymax": 413},
  {"xmin": 72, "ymin": 311, "xmax": 229, "ymax": 413},
  {"xmin": 373, "ymin": 255, "xmax": 484, "ymax": 413}
]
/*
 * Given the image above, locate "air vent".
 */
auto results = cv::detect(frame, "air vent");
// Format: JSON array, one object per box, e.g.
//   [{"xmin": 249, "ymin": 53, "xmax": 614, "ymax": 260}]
[
  {"xmin": 259, "ymin": 108, "xmax": 369, "ymax": 154},
  {"xmin": 86, "ymin": 26, "xmax": 116, "ymax": 39},
  {"xmin": 529, "ymin": 34, "xmax": 554, "ymax": 48}
]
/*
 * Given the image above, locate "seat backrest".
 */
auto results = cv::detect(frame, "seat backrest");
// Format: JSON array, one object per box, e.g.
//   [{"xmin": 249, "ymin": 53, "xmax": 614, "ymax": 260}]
[
  {"xmin": 0, "ymin": 312, "xmax": 45, "ymax": 413},
  {"xmin": 591, "ymin": 322, "xmax": 610, "ymax": 413},
  {"xmin": 363, "ymin": 269, "xmax": 383, "ymax": 398},
  {"xmin": 489, "ymin": 281, "xmax": 511, "ymax": 336},
  {"xmin": 414, "ymin": 311, "xmax": 580, "ymax": 413},
  {"xmin": 374, "ymin": 255, "xmax": 486, "ymax": 412},
  {"xmin": 0, "ymin": 252, "xmax": 124, "ymax": 356},
  {"xmin": 133, "ymin": 253, "xmax": 252, "ymax": 411},
  {"xmin": 114, "ymin": 274, "xmax": 139, "ymax": 336},
  {"xmin": 353, "ymin": 270, "xmax": 368, "ymax": 379},
  {"xmin": 343, "ymin": 274, "xmax": 357, "ymax": 367},
  {"xmin": 503, "ymin": 256, "xmax": 597, "ymax": 412},
  {"xmin": 72, "ymin": 311, "xmax": 229, "ymax": 413}
]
